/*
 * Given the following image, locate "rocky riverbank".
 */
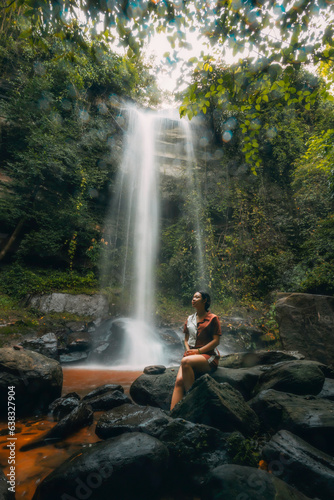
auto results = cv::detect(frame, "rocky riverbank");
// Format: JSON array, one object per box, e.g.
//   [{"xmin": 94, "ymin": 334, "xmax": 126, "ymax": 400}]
[{"xmin": 0, "ymin": 346, "xmax": 333, "ymax": 499}]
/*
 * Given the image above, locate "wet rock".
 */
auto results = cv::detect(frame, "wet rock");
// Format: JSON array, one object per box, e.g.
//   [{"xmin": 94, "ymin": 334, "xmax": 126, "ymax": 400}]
[
  {"xmin": 32, "ymin": 432, "xmax": 169, "ymax": 500},
  {"xmin": 276, "ymin": 293, "xmax": 334, "ymax": 366},
  {"xmin": 20, "ymin": 333, "xmax": 59, "ymax": 360},
  {"xmin": 261, "ymin": 429, "xmax": 334, "ymax": 500},
  {"xmin": 203, "ymin": 464, "xmax": 311, "ymax": 500},
  {"xmin": 130, "ymin": 367, "xmax": 177, "ymax": 410},
  {"xmin": 65, "ymin": 321, "xmax": 87, "ymax": 332},
  {"xmin": 249, "ymin": 389, "xmax": 334, "ymax": 454},
  {"xmin": 213, "ymin": 366, "xmax": 265, "ymax": 400},
  {"xmin": 81, "ymin": 390, "xmax": 131, "ymax": 411},
  {"xmin": 82, "ymin": 384, "xmax": 124, "ymax": 400},
  {"xmin": 170, "ymin": 374, "xmax": 259, "ymax": 436},
  {"xmin": 252, "ymin": 360, "xmax": 325, "ymax": 396},
  {"xmin": 143, "ymin": 365, "xmax": 166, "ymax": 375},
  {"xmin": 21, "ymin": 402, "xmax": 94, "ymax": 451},
  {"xmin": 66, "ymin": 331, "xmax": 91, "ymax": 352},
  {"xmin": 318, "ymin": 378, "xmax": 334, "ymax": 400},
  {"xmin": 159, "ymin": 418, "xmax": 232, "ymax": 485},
  {"xmin": 49, "ymin": 394, "xmax": 80, "ymax": 421},
  {"xmin": 219, "ymin": 350, "xmax": 304, "ymax": 369},
  {"xmin": 95, "ymin": 404, "xmax": 171, "ymax": 439},
  {"xmin": 29, "ymin": 293, "xmax": 109, "ymax": 317},
  {"xmin": 0, "ymin": 347, "xmax": 62, "ymax": 418},
  {"xmin": 59, "ymin": 351, "xmax": 88, "ymax": 364}
]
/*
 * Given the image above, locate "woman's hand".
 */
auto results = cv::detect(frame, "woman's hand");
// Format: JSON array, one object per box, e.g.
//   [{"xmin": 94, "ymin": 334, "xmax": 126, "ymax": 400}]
[{"xmin": 183, "ymin": 349, "xmax": 200, "ymax": 356}]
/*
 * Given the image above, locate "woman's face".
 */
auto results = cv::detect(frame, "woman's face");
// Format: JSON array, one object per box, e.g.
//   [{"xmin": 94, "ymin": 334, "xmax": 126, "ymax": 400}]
[{"xmin": 192, "ymin": 292, "xmax": 206, "ymax": 309}]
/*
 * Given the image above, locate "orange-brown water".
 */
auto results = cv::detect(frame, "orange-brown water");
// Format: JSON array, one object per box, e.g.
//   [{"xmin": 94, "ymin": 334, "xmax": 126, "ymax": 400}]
[{"xmin": 0, "ymin": 367, "xmax": 142, "ymax": 499}]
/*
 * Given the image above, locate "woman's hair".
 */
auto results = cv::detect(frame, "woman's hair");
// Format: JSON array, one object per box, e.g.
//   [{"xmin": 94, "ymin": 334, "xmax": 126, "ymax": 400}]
[{"xmin": 198, "ymin": 290, "xmax": 211, "ymax": 311}]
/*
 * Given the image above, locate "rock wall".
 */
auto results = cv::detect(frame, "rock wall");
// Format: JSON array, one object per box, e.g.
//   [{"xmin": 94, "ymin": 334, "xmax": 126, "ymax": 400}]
[
  {"xmin": 276, "ymin": 293, "xmax": 334, "ymax": 366},
  {"xmin": 29, "ymin": 293, "xmax": 109, "ymax": 318}
]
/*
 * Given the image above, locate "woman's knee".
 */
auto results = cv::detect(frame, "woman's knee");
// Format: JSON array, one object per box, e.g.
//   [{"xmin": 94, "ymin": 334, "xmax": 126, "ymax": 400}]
[{"xmin": 181, "ymin": 357, "xmax": 191, "ymax": 369}]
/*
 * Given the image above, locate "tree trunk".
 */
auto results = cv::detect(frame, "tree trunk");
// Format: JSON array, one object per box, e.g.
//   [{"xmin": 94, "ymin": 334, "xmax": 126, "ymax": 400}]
[{"xmin": 0, "ymin": 216, "xmax": 26, "ymax": 261}]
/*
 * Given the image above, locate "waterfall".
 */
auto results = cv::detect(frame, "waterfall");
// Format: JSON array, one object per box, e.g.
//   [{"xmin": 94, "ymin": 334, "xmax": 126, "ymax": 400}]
[{"xmin": 101, "ymin": 105, "xmax": 207, "ymax": 369}]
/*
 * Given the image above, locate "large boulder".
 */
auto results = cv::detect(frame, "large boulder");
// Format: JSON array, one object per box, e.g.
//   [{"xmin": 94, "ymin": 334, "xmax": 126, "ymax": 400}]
[
  {"xmin": 261, "ymin": 429, "xmax": 334, "ymax": 500},
  {"xmin": 249, "ymin": 389, "xmax": 334, "ymax": 454},
  {"xmin": 20, "ymin": 333, "xmax": 59, "ymax": 360},
  {"xmin": 158, "ymin": 418, "xmax": 232, "ymax": 486},
  {"xmin": 0, "ymin": 347, "xmax": 62, "ymax": 417},
  {"xmin": 213, "ymin": 366, "xmax": 265, "ymax": 400},
  {"xmin": 203, "ymin": 464, "xmax": 311, "ymax": 500},
  {"xmin": 29, "ymin": 293, "xmax": 109, "ymax": 317},
  {"xmin": 81, "ymin": 389, "xmax": 131, "ymax": 412},
  {"xmin": 219, "ymin": 350, "xmax": 304, "ymax": 368},
  {"xmin": 275, "ymin": 293, "xmax": 334, "ymax": 366},
  {"xmin": 49, "ymin": 393, "xmax": 81, "ymax": 420},
  {"xmin": 170, "ymin": 374, "xmax": 259, "ymax": 436},
  {"xmin": 130, "ymin": 367, "xmax": 177, "ymax": 410},
  {"xmin": 95, "ymin": 404, "xmax": 171, "ymax": 440},
  {"xmin": 32, "ymin": 432, "xmax": 169, "ymax": 500},
  {"xmin": 252, "ymin": 360, "xmax": 325, "ymax": 396}
]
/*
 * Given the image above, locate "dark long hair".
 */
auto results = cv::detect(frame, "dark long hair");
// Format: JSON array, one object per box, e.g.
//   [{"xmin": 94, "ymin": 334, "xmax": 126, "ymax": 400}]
[{"xmin": 198, "ymin": 290, "xmax": 211, "ymax": 311}]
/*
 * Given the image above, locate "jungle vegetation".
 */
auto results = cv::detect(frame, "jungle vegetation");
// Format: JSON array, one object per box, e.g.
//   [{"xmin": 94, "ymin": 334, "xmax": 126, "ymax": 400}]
[{"xmin": 0, "ymin": 0, "xmax": 333, "ymax": 315}]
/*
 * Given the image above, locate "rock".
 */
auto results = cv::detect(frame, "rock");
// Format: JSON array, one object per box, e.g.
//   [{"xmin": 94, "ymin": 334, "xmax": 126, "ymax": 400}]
[
  {"xmin": 159, "ymin": 418, "xmax": 232, "ymax": 485},
  {"xmin": 95, "ymin": 404, "xmax": 171, "ymax": 439},
  {"xmin": 59, "ymin": 351, "xmax": 88, "ymax": 364},
  {"xmin": 276, "ymin": 293, "xmax": 334, "ymax": 366},
  {"xmin": 249, "ymin": 389, "xmax": 334, "ymax": 454},
  {"xmin": 0, "ymin": 468, "xmax": 15, "ymax": 499},
  {"xmin": 20, "ymin": 333, "xmax": 59, "ymax": 360},
  {"xmin": 29, "ymin": 293, "xmax": 109, "ymax": 317},
  {"xmin": 87, "ymin": 320, "xmax": 124, "ymax": 364},
  {"xmin": 0, "ymin": 347, "xmax": 62, "ymax": 418},
  {"xmin": 170, "ymin": 374, "xmax": 259, "ymax": 436},
  {"xmin": 65, "ymin": 321, "xmax": 87, "ymax": 332},
  {"xmin": 49, "ymin": 394, "xmax": 80, "ymax": 421},
  {"xmin": 212, "ymin": 366, "xmax": 265, "ymax": 400},
  {"xmin": 318, "ymin": 378, "xmax": 334, "ymax": 401},
  {"xmin": 81, "ymin": 390, "xmax": 131, "ymax": 411},
  {"xmin": 252, "ymin": 360, "xmax": 325, "ymax": 396},
  {"xmin": 143, "ymin": 365, "xmax": 166, "ymax": 375},
  {"xmin": 261, "ymin": 429, "xmax": 334, "ymax": 500},
  {"xmin": 21, "ymin": 402, "xmax": 94, "ymax": 451},
  {"xmin": 219, "ymin": 350, "xmax": 304, "ymax": 368},
  {"xmin": 130, "ymin": 367, "xmax": 177, "ymax": 410},
  {"xmin": 32, "ymin": 432, "xmax": 169, "ymax": 500},
  {"xmin": 66, "ymin": 332, "xmax": 91, "ymax": 352},
  {"xmin": 82, "ymin": 384, "xmax": 124, "ymax": 400},
  {"xmin": 203, "ymin": 464, "xmax": 311, "ymax": 500}
]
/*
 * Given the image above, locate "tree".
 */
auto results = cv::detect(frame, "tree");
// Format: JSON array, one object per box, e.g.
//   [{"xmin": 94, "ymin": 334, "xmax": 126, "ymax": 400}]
[{"xmin": 0, "ymin": 26, "xmax": 159, "ymax": 266}]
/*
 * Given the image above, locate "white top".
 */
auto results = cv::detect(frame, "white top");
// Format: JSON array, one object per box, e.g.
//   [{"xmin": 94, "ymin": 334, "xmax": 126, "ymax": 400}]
[{"xmin": 186, "ymin": 313, "xmax": 198, "ymax": 348}]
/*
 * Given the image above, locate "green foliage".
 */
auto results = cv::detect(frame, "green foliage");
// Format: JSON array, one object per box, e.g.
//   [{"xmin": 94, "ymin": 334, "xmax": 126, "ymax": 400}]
[
  {"xmin": 0, "ymin": 264, "xmax": 97, "ymax": 299},
  {"xmin": 0, "ymin": 26, "xmax": 159, "ymax": 271},
  {"xmin": 226, "ymin": 433, "xmax": 259, "ymax": 467}
]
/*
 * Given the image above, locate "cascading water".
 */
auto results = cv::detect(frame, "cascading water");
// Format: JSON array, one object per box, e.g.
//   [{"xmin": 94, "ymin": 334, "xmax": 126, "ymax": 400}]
[{"xmin": 100, "ymin": 105, "xmax": 208, "ymax": 369}]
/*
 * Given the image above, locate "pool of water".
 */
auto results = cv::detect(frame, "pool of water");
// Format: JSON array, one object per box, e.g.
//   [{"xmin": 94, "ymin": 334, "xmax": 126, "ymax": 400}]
[{"xmin": 0, "ymin": 368, "xmax": 142, "ymax": 499}]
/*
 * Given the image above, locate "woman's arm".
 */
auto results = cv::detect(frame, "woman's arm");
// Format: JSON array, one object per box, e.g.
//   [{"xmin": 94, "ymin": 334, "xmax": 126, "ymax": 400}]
[
  {"xmin": 196, "ymin": 335, "xmax": 220, "ymax": 354},
  {"xmin": 184, "ymin": 330, "xmax": 190, "ymax": 351},
  {"xmin": 184, "ymin": 335, "xmax": 220, "ymax": 356}
]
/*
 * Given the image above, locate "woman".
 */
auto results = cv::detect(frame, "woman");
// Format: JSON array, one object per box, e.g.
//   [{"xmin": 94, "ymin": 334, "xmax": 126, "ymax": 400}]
[{"xmin": 170, "ymin": 290, "xmax": 221, "ymax": 410}]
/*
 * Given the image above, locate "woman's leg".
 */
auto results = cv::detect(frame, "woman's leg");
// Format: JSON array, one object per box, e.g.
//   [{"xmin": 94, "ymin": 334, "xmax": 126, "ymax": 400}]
[
  {"xmin": 180, "ymin": 354, "xmax": 211, "ymax": 392},
  {"xmin": 170, "ymin": 365, "xmax": 184, "ymax": 410},
  {"xmin": 170, "ymin": 355, "xmax": 211, "ymax": 410}
]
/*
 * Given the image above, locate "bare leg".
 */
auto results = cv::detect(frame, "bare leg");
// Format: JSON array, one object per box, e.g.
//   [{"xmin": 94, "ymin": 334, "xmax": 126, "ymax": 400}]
[
  {"xmin": 170, "ymin": 355, "xmax": 211, "ymax": 410},
  {"xmin": 170, "ymin": 365, "xmax": 184, "ymax": 411}
]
